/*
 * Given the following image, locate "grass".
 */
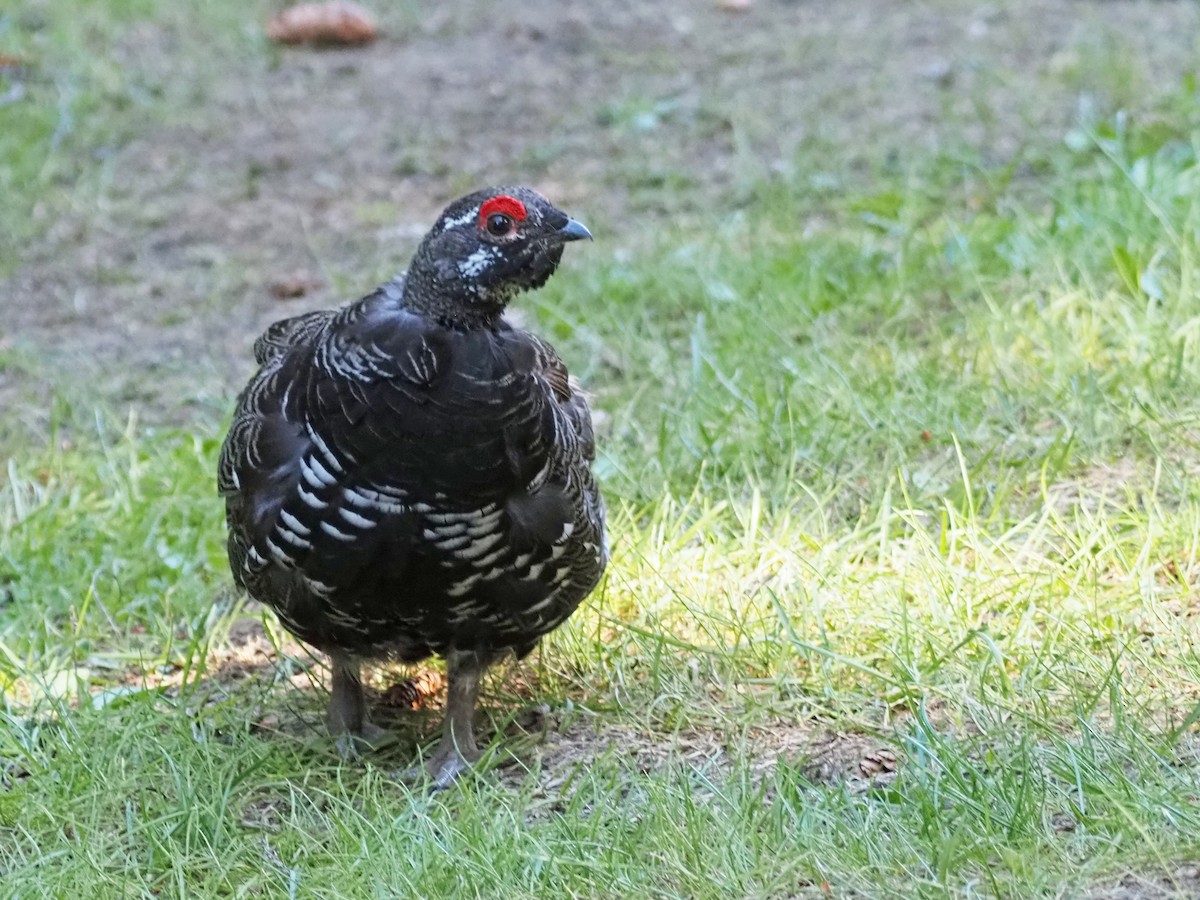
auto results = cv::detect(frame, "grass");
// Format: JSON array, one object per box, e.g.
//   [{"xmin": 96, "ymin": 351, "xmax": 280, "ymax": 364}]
[
  {"xmin": 0, "ymin": 0, "xmax": 269, "ymax": 256},
  {"xmin": 5, "ymin": 3, "xmax": 1200, "ymax": 897}
]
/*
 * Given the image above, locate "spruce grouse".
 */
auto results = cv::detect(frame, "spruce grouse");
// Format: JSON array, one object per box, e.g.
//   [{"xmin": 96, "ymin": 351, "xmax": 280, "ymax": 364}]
[{"xmin": 217, "ymin": 187, "xmax": 607, "ymax": 786}]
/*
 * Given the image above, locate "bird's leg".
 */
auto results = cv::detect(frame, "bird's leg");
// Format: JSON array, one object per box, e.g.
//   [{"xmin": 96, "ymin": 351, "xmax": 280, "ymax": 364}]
[
  {"xmin": 425, "ymin": 649, "xmax": 494, "ymax": 789},
  {"xmin": 326, "ymin": 654, "xmax": 387, "ymax": 757}
]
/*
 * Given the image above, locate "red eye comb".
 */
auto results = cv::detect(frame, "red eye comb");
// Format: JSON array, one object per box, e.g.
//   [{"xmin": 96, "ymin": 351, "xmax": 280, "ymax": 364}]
[{"xmin": 479, "ymin": 195, "xmax": 527, "ymax": 223}]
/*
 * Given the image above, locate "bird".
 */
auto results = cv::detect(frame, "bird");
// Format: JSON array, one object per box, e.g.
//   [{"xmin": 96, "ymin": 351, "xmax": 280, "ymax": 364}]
[{"xmin": 217, "ymin": 187, "xmax": 608, "ymax": 787}]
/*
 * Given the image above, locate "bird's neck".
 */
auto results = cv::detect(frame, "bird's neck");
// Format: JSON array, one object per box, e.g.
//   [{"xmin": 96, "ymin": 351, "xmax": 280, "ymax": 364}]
[{"xmin": 401, "ymin": 256, "xmax": 512, "ymax": 331}]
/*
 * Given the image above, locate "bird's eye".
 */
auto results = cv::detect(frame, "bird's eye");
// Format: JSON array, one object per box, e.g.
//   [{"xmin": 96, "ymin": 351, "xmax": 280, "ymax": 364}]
[{"xmin": 486, "ymin": 213, "xmax": 514, "ymax": 237}]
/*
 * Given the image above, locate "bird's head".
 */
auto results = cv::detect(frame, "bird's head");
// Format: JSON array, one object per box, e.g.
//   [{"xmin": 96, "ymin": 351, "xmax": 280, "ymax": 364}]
[{"xmin": 404, "ymin": 186, "xmax": 592, "ymax": 327}]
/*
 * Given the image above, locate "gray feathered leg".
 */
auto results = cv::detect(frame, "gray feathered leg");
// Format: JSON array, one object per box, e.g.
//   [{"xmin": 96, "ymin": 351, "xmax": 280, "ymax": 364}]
[
  {"xmin": 424, "ymin": 649, "xmax": 495, "ymax": 788},
  {"xmin": 327, "ymin": 654, "xmax": 386, "ymax": 757}
]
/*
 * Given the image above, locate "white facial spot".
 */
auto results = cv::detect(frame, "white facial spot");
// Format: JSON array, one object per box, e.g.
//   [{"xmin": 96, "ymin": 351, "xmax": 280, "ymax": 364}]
[
  {"xmin": 438, "ymin": 206, "xmax": 480, "ymax": 232},
  {"xmin": 458, "ymin": 246, "xmax": 499, "ymax": 279}
]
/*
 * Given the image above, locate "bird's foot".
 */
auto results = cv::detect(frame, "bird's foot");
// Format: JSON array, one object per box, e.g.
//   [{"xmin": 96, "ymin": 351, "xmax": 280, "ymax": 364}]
[
  {"xmin": 393, "ymin": 739, "xmax": 482, "ymax": 791},
  {"xmin": 426, "ymin": 741, "xmax": 481, "ymax": 791},
  {"xmin": 333, "ymin": 721, "xmax": 390, "ymax": 760},
  {"xmin": 390, "ymin": 649, "xmax": 496, "ymax": 790}
]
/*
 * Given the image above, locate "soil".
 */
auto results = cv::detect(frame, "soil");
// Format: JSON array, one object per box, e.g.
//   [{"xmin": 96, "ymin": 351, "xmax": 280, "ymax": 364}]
[
  {"xmin": 4, "ymin": 0, "xmax": 1199, "ymax": 433},
  {"xmin": 1088, "ymin": 868, "xmax": 1200, "ymax": 900}
]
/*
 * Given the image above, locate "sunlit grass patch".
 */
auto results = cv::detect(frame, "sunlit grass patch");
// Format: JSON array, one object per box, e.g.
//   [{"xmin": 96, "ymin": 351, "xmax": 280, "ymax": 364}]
[{"xmin": 0, "ymin": 421, "xmax": 224, "ymax": 700}]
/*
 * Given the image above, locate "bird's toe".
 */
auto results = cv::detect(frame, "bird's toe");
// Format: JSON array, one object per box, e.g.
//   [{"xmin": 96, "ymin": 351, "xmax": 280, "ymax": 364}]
[
  {"xmin": 332, "ymin": 721, "xmax": 391, "ymax": 760},
  {"xmin": 390, "ymin": 742, "xmax": 481, "ymax": 791}
]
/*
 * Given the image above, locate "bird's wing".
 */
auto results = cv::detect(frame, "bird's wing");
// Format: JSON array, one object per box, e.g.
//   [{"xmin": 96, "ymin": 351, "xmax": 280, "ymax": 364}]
[
  {"xmin": 220, "ymin": 291, "xmax": 587, "ymax": 599},
  {"xmin": 252, "ymin": 310, "xmax": 337, "ymax": 366},
  {"xmin": 523, "ymin": 331, "xmax": 596, "ymax": 462}
]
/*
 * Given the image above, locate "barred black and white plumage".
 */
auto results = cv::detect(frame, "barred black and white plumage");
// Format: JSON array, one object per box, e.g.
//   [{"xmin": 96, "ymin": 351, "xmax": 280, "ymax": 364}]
[{"xmin": 218, "ymin": 187, "xmax": 606, "ymax": 786}]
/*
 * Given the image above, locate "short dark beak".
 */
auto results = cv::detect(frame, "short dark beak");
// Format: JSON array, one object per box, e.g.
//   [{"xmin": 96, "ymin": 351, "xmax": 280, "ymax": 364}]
[{"xmin": 558, "ymin": 217, "xmax": 593, "ymax": 242}]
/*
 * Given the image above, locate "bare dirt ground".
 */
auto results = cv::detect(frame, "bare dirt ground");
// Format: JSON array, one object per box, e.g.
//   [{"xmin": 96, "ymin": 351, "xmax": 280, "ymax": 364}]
[{"xmin": 4, "ymin": 0, "xmax": 1198, "ymax": 434}]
